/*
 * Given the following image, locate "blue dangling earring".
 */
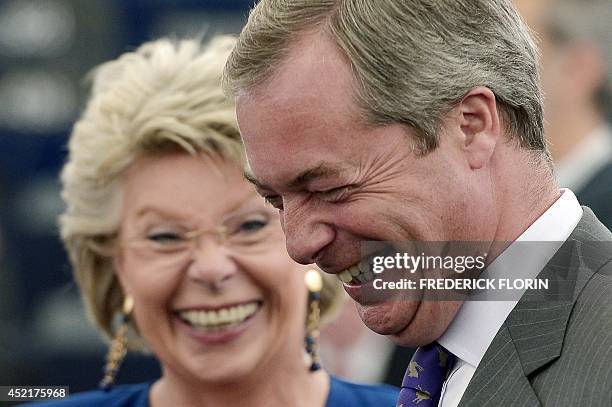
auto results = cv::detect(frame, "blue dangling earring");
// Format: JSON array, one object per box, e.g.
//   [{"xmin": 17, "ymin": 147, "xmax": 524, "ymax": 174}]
[{"xmin": 305, "ymin": 269, "xmax": 323, "ymax": 371}]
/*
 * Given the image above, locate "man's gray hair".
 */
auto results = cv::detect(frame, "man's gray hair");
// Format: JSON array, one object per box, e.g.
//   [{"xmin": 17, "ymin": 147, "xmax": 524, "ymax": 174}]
[
  {"xmin": 544, "ymin": 0, "xmax": 612, "ymax": 117},
  {"xmin": 224, "ymin": 0, "xmax": 546, "ymax": 156}
]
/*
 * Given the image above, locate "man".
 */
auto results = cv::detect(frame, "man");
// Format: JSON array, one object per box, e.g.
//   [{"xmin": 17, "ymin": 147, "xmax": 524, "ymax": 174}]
[
  {"xmin": 223, "ymin": 0, "xmax": 612, "ymax": 405},
  {"xmin": 516, "ymin": 0, "xmax": 612, "ymax": 229}
]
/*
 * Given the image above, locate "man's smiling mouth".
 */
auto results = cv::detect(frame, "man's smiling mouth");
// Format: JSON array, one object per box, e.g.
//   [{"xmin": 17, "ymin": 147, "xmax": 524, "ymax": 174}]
[
  {"xmin": 335, "ymin": 244, "xmax": 398, "ymax": 285},
  {"xmin": 336, "ymin": 259, "xmax": 375, "ymax": 285}
]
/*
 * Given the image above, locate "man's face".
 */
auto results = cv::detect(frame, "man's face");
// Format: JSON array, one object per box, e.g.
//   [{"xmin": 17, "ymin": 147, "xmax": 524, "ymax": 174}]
[{"xmin": 235, "ymin": 33, "xmax": 495, "ymax": 345}]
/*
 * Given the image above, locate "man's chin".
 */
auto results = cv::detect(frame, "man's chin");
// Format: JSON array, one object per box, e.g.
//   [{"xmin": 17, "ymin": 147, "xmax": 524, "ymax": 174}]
[{"xmin": 356, "ymin": 300, "xmax": 419, "ymax": 336}]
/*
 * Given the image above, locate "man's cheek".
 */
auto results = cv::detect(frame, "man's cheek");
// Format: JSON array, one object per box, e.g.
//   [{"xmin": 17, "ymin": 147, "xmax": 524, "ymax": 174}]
[{"xmin": 279, "ymin": 212, "xmax": 286, "ymax": 231}]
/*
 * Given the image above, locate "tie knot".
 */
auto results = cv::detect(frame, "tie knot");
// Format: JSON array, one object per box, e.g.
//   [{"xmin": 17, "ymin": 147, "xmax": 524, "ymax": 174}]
[{"xmin": 397, "ymin": 343, "xmax": 456, "ymax": 406}]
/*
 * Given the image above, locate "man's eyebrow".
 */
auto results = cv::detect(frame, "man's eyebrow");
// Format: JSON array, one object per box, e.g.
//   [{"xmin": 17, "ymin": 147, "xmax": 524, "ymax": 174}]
[
  {"xmin": 243, "ymin": 163, "xmax": 348, "ymax": 193},
  {"xmin": 287, "ymin": 164, "xmax": 346, "ymax": 189},
  {"xmin": 243, "ymin": 170, "xmax": 264, "ymax": 189}
]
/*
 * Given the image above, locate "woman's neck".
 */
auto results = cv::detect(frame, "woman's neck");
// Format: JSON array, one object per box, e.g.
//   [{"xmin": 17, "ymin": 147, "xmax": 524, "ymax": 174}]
[{"xmin": 149, "ymin": 358, "xmax": 330, "ymax": 407}]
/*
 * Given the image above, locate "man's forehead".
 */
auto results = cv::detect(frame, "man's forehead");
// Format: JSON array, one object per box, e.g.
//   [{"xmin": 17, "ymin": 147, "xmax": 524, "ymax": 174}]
[
  {"xmin": 238, "ymin": 31, "xmax": 356, "ymax": 113},
  {"xmin": 235, "ymin": 30, "xmax": 365, "ymax": 192}
]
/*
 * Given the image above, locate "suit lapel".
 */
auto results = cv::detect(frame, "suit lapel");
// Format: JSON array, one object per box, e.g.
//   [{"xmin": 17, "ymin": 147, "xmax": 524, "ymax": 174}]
[
  {"xmin": 458, "ymin": 208, "xmax": 612, "ymax": 406},
  {"xmin": 457, "ymin": 323, "xmax": 541, "ymax": 406}
]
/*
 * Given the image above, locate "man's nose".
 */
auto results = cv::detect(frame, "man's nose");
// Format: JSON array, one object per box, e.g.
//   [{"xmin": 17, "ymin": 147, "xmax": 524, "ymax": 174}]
[{"xmin": 281, "ymin": 202, "xmax": 334, "ymax": 265}]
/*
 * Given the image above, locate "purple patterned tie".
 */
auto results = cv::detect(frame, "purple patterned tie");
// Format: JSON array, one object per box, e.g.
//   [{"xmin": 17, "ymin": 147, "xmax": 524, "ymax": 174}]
[{"xmin": 396, "ymin": 343, "xmax": 456, "ymax": 407}]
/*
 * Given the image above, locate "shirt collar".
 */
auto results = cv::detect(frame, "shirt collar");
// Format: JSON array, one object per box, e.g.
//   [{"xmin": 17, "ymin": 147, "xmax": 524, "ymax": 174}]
[{"xmin": 437, "ymin": 189, "xmax": 583, "ymax": 367}]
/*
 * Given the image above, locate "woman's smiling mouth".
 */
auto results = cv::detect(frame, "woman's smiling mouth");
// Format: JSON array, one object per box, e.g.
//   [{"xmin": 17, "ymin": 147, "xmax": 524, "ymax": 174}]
[{"xmin": 175, "ymin": 301, "xmax": 262, "ymax": 344}]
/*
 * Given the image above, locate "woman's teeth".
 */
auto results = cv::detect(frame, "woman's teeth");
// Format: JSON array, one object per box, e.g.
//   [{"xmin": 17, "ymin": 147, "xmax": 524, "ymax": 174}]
[
  {"xmin": 179, "ymin": 302, "xmax": 259, "ymax": 329},
  {"xmin": 337, "ymin": 261, "xmax": 375, "ymax": 285}
]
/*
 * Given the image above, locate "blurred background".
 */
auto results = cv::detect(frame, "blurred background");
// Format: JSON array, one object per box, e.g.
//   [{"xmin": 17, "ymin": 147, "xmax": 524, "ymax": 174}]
[{"xmin": 1, "ymin": 0, "xmax": 610, "ymax": 397}]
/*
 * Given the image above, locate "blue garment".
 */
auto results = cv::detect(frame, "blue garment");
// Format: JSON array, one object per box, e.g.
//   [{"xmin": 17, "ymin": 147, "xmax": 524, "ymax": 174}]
[
  {"xmin": 23, "ymin": 375, "xmax": 399, "ymax": 407},
  {"xmin": 326, "ymin": 376, "xmax": 399, "ymax": 406}
]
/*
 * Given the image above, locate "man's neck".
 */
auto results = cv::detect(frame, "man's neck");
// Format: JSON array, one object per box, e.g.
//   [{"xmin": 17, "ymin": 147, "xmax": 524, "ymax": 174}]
[{"xmin": 491, "ymin": 149, "xmax": 560, "ymax": 244}]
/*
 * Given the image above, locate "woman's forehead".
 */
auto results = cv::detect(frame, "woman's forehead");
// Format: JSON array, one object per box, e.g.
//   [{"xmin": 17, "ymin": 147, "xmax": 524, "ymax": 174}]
[{"xmin": 121, "ymin": 153, "xmax": 265, "ymax": 221}]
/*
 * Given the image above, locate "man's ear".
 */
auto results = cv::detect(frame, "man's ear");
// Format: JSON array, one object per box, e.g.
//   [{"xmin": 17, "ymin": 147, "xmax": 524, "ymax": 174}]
[{"xmin": 456, "ymin": 86, "xmax": 500, "ymax": 170}]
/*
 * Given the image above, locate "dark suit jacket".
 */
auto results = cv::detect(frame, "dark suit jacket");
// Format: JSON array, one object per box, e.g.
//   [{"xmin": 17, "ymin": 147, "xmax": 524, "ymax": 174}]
[{"xmin": 458, "ymin": 208, "xmax": 612, "ymax": 406}]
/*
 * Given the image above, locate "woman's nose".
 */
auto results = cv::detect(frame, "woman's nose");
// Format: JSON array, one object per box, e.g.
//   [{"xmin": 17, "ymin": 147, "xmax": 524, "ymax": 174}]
[{"xmin": 186, "ymin": 240, "xmax": 238, "ymax": 290}]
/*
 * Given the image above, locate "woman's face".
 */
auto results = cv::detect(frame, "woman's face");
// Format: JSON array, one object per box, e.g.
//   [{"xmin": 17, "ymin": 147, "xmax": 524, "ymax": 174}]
[{"xmin": 114, "ymin": 152, "xmax": 309, "ymax": 384}]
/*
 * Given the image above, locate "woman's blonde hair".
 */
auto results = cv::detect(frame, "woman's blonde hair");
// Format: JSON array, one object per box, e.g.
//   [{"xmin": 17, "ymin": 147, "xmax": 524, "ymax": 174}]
[{"xmin": 59, "ymin": 35, "xmax": 342, "ymax": 344}]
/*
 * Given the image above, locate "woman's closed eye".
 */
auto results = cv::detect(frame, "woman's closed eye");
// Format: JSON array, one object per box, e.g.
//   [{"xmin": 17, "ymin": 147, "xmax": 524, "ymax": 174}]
[
  {"xmin": 147, "ymin": 231, "xmax": 185, "ymax": 244},
  {"xmin": 237, "ymin": 218, "xmax": 268, "ymax": 233}
]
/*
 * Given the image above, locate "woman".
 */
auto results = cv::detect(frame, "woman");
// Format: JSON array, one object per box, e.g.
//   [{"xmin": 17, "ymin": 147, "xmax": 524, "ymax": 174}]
[{"xmin": 29, "ymin": 37, "xmax": 399, "ymax": 406}]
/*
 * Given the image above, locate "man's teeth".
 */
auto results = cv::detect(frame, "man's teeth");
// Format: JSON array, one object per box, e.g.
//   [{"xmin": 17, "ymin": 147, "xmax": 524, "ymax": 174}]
[
  {"xmin": 179, "ymin": 302, "xmax": 259, "ymax": 328},
  {"xmin": 338, "ymin": 263, "xmax": 375, "ymax": 285}
]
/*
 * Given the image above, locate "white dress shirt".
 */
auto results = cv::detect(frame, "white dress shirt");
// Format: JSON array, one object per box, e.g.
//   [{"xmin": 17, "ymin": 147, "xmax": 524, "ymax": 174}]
[{"xmin": 436, "ymin": 189, "xmax": 583, "ymax": 407}]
